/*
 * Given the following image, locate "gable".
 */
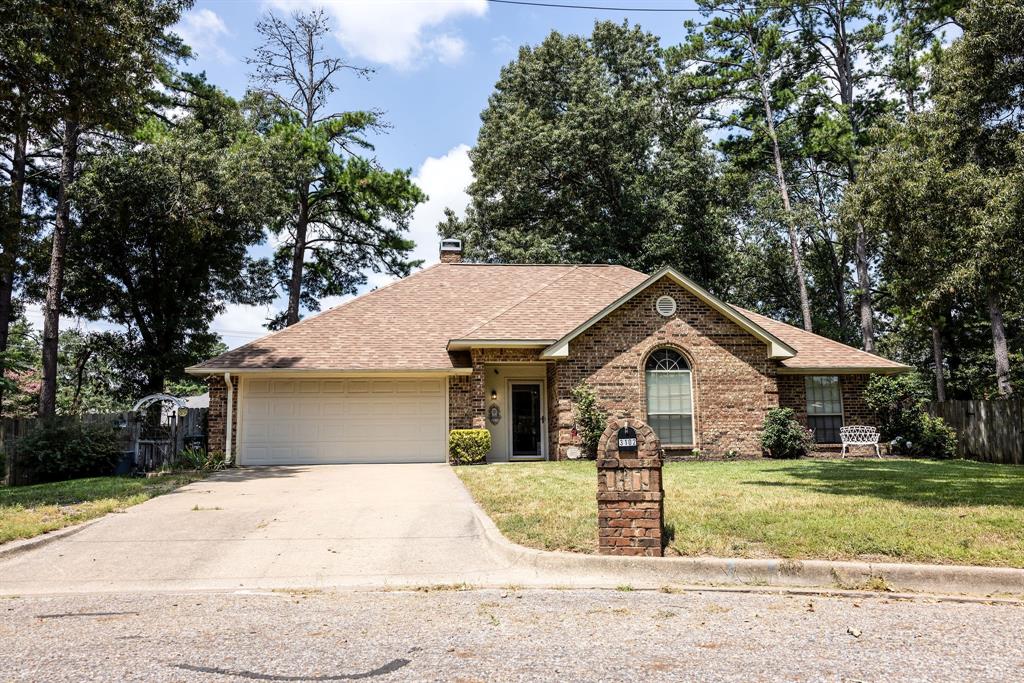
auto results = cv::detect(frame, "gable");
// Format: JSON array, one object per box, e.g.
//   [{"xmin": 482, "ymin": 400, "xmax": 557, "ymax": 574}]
[{"xmin": 541, "ymin": 267, "xmax": 795, "ymax": 360}]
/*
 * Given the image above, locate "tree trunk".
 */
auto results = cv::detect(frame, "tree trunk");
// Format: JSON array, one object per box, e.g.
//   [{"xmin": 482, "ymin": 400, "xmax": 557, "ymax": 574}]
[
  {"xmin": 829, "ymin": 1, "xmax": 875, "ymax": 352},
  {"xmin": 987, "ymin": 290, "xmax": 1013, "ymax": 397},
  {"xmin": 760, "ymin": 81, "xmax": 813, "ymax": 332},
  {"xmin": 854, "ymin": 227, "xmax": 875, "ymax": 353},
  {"xmin": 0, "ymin": 119, "xmax": 28, "ymax": 416},
  {"xmin": 283, "ymin": 34, "xmax": 320, "ymax": 328},
  {"xmin": 285, "ymin": 186, "xmax": 309, "ymax": 327},
  {"xmin": 930, "ymin": 323, "xmax": 946, "ymax": 402},
  {"xmin": 39, "ymin": 119, "xmax": 80, "ymax": 417},
  {"xmin": 834, "ymin": 260, "xmax": 847, "ymax": 338},
  {"xmin": 70, "ymin": 345, "xmax": 93, "ymax": 414}
]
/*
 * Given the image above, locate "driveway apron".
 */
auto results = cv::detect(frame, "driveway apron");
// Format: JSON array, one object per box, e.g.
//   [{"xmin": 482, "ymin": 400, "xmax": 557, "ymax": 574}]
[{"xmin": 0, "ymin": 464, "xmax": 517, "ymax": 594}]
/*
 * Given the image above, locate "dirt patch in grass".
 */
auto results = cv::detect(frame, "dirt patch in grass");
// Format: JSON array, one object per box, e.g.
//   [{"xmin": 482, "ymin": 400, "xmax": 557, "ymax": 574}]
[
  {"xmin": 0, "ymin": 473, "xmax": 204, "ymax": 544},
  {"xmin": 455, "ymin": 459, "xmax": 1024, "ymax": 567}
]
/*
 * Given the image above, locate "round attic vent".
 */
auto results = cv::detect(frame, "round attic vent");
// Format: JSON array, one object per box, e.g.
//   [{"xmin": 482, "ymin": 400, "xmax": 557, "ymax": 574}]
[{"xmin": 656, "ymin": 295, "xmax": 677, "ymax": 317}]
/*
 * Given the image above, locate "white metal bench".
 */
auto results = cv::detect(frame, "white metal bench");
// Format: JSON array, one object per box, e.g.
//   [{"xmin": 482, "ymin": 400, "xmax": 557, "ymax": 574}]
[{"xmin": 840, "ymin": 426, "xmax": 881, "ymax": 458}]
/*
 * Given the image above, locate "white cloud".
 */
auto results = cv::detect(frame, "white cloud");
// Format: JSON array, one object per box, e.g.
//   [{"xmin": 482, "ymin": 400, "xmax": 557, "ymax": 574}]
[
  {"xmin": 210, "ymin": 303, "xmax": 276, "ymax": 349},
  {"xmin": 427, "ymin": 34, "xmax": 468, "ymax": 65},
  {"xmin": 407, "ymin": 143, "xmax": 473, "ymax": 266},
  {"xmin": 315, "ymin": 144, "xmax": 474, "ymax": 308},
  {"xmin": 175, "ymin": 8, "xmax": 233, "ymax": 64},
  {"xmin": 269, "ymin": 0, "xmax": 487, "ymax": 69}
]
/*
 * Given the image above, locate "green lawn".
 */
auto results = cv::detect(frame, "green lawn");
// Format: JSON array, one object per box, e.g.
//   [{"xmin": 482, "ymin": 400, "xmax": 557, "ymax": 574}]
[
  {"xmin": 0, "ymin": 473, "xmax": 203, "ymax": 544},
  {"xmin": 455, "ymin": 459, "xmax": 1024, "ymax": 567}
]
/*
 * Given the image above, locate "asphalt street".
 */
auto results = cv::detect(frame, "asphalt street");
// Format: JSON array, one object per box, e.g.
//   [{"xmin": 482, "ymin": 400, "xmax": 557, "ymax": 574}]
[{"xmin": 1, "ymin": 587, "xmax": 1021, "ymax": 682}]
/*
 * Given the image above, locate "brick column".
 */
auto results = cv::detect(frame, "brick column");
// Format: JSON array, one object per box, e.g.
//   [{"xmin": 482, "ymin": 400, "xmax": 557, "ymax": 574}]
[
  {"xmin": 206, "ymin": 374, "xmax": 238, "ymax": 455},
  {"xmin": 596, "ymin": 417, "xmax": 664, "ymax": 556}
]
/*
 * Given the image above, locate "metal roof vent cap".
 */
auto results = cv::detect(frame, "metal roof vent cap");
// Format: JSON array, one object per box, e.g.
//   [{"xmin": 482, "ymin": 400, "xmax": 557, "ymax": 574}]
[
  {"xmin": 439, "ymin": 238, "xmax": 463, "ymax": 263},
  {"xmin": 656, "ymin": 295, "xmax": 677, "ymax": 317}
]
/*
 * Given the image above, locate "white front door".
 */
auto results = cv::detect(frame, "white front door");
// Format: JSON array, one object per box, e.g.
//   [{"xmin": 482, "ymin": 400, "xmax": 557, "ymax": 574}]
[
  {"xmin": 239, "ymin": 377, "xmax": 447, "ymax": 465},
  {"xmin": 508, "ymin": 381, "xmax": 545, "ymax": 460}
]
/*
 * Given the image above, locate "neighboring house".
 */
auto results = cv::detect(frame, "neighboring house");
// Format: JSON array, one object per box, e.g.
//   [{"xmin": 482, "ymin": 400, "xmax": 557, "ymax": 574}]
[
  {"xmin": 187, "ymin": 239, "xmax": 909, "ymax": 465},
  {"xmin": 183, "ymin": 392, "xmax": 209, "ymax": 410}
]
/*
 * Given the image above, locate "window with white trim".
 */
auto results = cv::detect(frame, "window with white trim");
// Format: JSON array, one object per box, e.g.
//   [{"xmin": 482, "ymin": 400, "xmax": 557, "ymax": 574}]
[
  {"xmin": 645, "ymin": 348, "xmax": 693, "ymax": 445},
  {"xmin": 805, "ymin": 376, "xmax": 843, "ymax": 443}
]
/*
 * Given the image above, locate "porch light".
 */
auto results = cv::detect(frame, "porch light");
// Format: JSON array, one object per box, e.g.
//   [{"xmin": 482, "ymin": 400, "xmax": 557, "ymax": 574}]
[{"xmin": 491, "ymin": 389, "xmax": 498, "ymax": 400}]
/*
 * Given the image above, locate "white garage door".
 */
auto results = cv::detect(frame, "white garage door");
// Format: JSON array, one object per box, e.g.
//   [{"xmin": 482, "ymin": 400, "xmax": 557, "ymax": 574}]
[{"xmin": 239, "ymin": 377, "xmax": 447, "ymax": 465}]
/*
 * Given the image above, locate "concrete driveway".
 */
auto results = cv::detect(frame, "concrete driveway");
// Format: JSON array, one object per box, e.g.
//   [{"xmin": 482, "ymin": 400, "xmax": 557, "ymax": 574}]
[{"xmin": 0, "ymin": 464, "xmax": 519, "ymax": 595}]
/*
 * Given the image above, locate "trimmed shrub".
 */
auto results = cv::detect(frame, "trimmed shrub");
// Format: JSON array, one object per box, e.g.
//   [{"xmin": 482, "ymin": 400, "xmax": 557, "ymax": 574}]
[
  {"xmin": 449, "ymin": 429, "xmax": 491, "ymax": 465},
  {"xmin": 759, "ymin": 408, "xmax": 814, "ymax": 459},
  {"xmin": 863, "ymin": 374, "xmax": 929, "ymax": 442},
  {"xmin": 570, "ymin": 382, "xmax": 605, "ymax": 459},
  {"xmin": 12, "ymin": 419, "xmax": 121, "ymax": 482}
]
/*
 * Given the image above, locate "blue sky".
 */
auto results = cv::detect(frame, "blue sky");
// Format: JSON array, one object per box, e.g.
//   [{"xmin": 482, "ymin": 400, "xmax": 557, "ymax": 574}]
[{"xmin": 33, "ymin": 0, "xmax": 702, "ymax": 348}]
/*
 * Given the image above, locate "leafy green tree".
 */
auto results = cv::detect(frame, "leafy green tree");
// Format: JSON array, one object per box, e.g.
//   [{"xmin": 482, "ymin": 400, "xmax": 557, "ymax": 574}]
[
  {"xmin": 788, "ymin": 0, "xmax": 891, "ymax": 352},
  {"xmin": 55, "ymin": 329, "xmax": 132, "ymax": 414},
  {"xmin": 33, "ymin": 0, "xmax": 191, "ymax": 416},
  {"xmin": 671, "ymin": 2, "xmax": 814, "ymax": 330},
  {"xmin": 248, "ymin": 10, "xmax": 425, "ymax": 328},
  {"xmin": 853, "ymin": 0, "xmax": 1023, "ymax": 398},
  {"xmin": 882, "ymin": 0, "xmax": 966, "ymax": 115},
  {"xmin": 0, "ymin": 1, "xmax": 57, "ymax": 403},
  {"xmin": 63, "ymin": 80, "xmax": 274, "ymax": 395},
  {"xmin": 851, "ymin": 114, "xmax": 972, "ymax": 399},
  {"xmin": 0, "ymin": 315, "xmax": 39, "ymax": 417},
  {"xmin": 933, "ymin": 0, "xmax": 1024, "ymax": 396},
  {"xmin": 448, "ymin": 22, "xmax": 730, "ymax": 286}
]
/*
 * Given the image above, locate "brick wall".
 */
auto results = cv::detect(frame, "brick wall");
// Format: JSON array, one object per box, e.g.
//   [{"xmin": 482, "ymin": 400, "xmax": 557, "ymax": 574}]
[
  {"xmin": 778, "ymin": 373, "xmax": 878, "ymax": 428},
  {"xmin": 448, "ymin": 374, "xmax": 477, "ymax": 430},
  {"xmin": 550, "ymin": 280, "xmax": 779, "ymax": 458},
  {"xmin": 841, "ymin": 375, "xmax": 875, "ymax": 426},
  {"xmin": 206, "ymin": 374, "xmax": 239, "ymax": 456},
  {"xmin": 453, "ymin": 348, "xmax": 549, "ymax": 432}
]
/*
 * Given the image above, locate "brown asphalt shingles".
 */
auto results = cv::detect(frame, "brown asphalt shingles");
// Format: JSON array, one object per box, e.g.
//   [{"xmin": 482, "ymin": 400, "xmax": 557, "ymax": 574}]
[{"xmin": 194, "ymin": 263, "xmax": 907, "ymax": 373}]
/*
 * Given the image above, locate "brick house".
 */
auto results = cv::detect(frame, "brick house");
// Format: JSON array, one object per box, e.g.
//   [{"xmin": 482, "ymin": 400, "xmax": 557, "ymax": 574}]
[{"xmin": 188, "ymin": 240, "xmax": 908, "ymax": 465}]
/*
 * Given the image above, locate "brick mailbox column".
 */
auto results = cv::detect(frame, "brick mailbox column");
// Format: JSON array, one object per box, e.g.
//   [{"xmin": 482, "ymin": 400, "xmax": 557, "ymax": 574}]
[{"xmin": 596, "ymin": 417, "xmax": 664, "ymax": 557}]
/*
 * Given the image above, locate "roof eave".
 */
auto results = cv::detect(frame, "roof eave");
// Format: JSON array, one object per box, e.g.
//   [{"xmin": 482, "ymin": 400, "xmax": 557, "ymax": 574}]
[
  {"xmin": 776, "ymin": 364, "xmax": 913, "ymax": 375},
  {"xmin": 540, "ymin": 266, "xmax": 797, "ymax": 360},
  {"xmin": 446, "ymin": 339, "xmax": 557, "ymax": 351},
  {"xmin": 184, "ymin": 366, "xmax": 474, "ymax": 376}
]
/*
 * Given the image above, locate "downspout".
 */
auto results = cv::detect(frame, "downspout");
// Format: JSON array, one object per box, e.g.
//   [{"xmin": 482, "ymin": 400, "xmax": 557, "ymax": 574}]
[{"xmin": 224, "ymin": 372, "xmax": 233, "ymax": 466}]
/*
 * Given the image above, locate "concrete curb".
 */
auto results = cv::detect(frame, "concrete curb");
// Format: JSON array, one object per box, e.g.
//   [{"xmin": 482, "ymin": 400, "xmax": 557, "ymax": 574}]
[
  {"xmin": 0, "ymin": 518, "xmax": 103, "ymax": 561},
  {"xmin": 465, "ymin": 494, "xmax": 1024, "ymax": 598}
]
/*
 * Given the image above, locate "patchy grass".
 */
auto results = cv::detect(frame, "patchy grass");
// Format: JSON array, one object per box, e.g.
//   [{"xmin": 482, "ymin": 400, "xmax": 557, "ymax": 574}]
[
  {"xmin": 457, "ymin": 461, "xmax": 598, "ymax": 553},
  {"xmin": 0, "ymin": 473, "xmax": 203, "ymax": 544},
  {"xmin": 455, "ymin": 459, "xmax": 1024, "ymax": 567}
]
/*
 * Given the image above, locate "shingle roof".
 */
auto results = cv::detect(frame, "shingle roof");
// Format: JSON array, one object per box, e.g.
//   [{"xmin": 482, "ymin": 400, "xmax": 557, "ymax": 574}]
[
  {"xmin": 190, "ymin": 263, "xmax": 908, "ymax": 374},
  {"xmin": 192, "ymin": 264, "xmax": 645, "ymax": 372},
  {"xmin": 735, "ymin": 307, "xmax": 910, "ymax": 373}
]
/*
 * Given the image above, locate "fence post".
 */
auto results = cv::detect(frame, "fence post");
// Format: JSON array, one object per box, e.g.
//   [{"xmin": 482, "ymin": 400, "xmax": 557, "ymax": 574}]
[{"xmin": 596, "ymin": 417, "xmax": 664, "ymax": 557}]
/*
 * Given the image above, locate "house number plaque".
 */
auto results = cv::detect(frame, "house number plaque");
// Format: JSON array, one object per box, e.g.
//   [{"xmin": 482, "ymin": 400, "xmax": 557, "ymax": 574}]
[
  {"xmin": 616, "ymin": 425, "xmax": 638, "ymax": 453},
  {"xmin": 488, "ymin": 404, "xmax": 501, "ymax": 425}
]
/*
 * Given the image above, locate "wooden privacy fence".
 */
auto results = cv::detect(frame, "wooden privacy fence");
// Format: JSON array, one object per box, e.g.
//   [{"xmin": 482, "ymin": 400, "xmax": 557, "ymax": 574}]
[
  {"xmin": 929, "ymin": 399, "xmax": 1023, "ymax": 465},
  {"xmin": 1, "ymin": 408, "xmax": 207, "ymax": 485}
]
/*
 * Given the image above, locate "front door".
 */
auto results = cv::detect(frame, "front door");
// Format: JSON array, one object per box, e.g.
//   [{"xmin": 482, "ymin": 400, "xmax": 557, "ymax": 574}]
[{"xmin": 510, "ymin": 382, "xmax": 543, "ymax": 459}]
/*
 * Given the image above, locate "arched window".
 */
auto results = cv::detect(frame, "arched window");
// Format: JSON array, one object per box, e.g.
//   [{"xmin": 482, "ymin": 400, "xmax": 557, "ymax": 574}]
[{"xmin": 645, "ymin": 348, "xmax": 694, "ymax": 445}]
